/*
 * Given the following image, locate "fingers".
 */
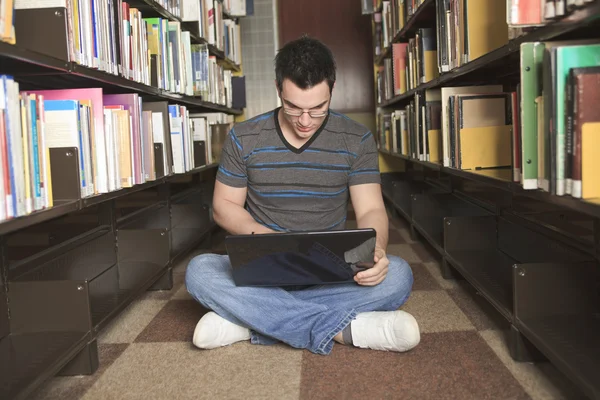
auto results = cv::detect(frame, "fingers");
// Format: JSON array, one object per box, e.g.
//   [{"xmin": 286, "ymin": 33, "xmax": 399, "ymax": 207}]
[
  {"xmin": 356, "ymin": 268, "xmax": 387, "ymax": 286},
  {"xmin": 355, "ymin": 257, "xmax": 389, "ymax": 286}
]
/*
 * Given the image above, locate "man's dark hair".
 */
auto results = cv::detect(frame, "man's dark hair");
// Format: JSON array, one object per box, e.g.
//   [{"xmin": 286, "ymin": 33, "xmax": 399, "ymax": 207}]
[{"xmin": 275, "ymin": 35, "xmax": 336, "ymax": 93}]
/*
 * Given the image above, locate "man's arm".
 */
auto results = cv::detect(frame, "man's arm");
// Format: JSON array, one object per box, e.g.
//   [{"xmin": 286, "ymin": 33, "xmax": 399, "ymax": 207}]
[
  {"xmin": 213, "ymin": 181, "xmax": 276, "ymax": 235},
  {"xmin": 213, "ymin": 127, "xmax": 277, "ymax": 235},
  {"xmin": 349, "ymin": 183, "xmax": 390, "ymax": 286},
  {"xmin": 350, "ymin": 183, "xmax": 389, "ymax": 251}
]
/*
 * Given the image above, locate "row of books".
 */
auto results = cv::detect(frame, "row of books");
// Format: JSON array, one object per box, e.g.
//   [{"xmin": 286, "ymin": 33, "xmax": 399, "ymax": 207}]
[
  {"xmin": 376, "ymin": 0, "xmax": 598, "ymax": 86},
  {"xmin": 182, "ymin": 0, "xmax": 243, "ymax": 65},
  {"xmin": 378, "ymin": 86, "xmax": 519, "ymax": 189},
  {"xmin": 374, "ymin": 0, "xmax": 510, "ymax": 101},
  {"xmin": 376, "ymin": 28, "xmax": 438, "ymax": 103},
  {"xmin": 0, "ymin": 78, "xmax": 233, "ymax": 222},
  {"xmin": 378, "ymin": 40, "xmax": 600, "ymax": 203},
  {"xmin": 155, "ymin": 0, "xmax": 181, "ymax": 18},
  {"xmin": 365, "ymin": 0, "xmax": 426, "ymax": 17},
  {"xmin": 520, "ymin": 40, "xmax": 600, "ymax": 199},
  {"xmin": 13, "ymin": 1, "xmax": 240, "ymax": 105},
  {"xmin": 435, "ymin": 0, "xmax": 509, "ymax": 73},
  {"xmin": 373, "ymin": 0, "xmax": 428, "ymax": 56},
  {"xmin": 508, "ymin": 0, "xmax": 596, "ymax": 27}
]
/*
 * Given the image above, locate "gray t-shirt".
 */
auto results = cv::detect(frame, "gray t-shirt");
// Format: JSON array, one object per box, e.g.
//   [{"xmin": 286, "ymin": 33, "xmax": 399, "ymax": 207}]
[{"xmin": 216, "ymin": 107, "xmax": 381, "ymax": 232}]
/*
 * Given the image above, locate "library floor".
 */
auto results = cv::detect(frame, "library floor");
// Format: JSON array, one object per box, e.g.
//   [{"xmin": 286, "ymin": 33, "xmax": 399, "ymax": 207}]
[{"xmin": 30, "ymin": 209, "xmax": 584, "ymax": 400}]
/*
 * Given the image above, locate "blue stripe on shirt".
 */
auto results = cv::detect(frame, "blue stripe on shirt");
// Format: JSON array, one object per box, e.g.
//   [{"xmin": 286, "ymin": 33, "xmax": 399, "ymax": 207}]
[
  {"xmin": 218, "ymin": 165, "xmax": 246, "ymax": 179},
  {"xmin": 230, "ymin": 129, "xmax": 242, "ymax": 151},
  {"xmin": 248, "ymin": 162, "xmax": 350, "ymax": 170},
  {"xmin": 349, "ymin": 169, "xmax": 379, "ymax": 176},
  {"xmin": 249, "ymin": 185, "xmax": 347, "ymax": 198},
  {"xmin": 244, "ymin": 147, "xmax": 357, "ymax": 160}
]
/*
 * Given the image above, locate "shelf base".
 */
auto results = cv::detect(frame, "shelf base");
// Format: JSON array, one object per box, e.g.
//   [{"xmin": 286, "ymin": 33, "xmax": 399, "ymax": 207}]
[
  {"xmin": 58, "ymin": 339, "xmax": 99, "ymax": 376},
  {"xmin": 0, "ymin": 331, "xmax": 89, "ymax": 400},
  {"xmin": 517, "ymin": 315, "xmax": 600, "ymax": 400},
  {"xmin": 509, "ymin": 324, "xmax": 547, "ymax": 363}
]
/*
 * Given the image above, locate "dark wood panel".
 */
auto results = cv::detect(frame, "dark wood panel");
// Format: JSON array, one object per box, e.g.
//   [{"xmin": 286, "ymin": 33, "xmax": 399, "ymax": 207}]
[{"xmin": 277, "ymin": 0, "xmax": 375, "ymax": 113}]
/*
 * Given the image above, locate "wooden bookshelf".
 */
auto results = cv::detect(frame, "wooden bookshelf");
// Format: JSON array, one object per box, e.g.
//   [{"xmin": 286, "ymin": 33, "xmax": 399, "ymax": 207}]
[
  {"xmin": 377, "ymin": 0, "xmax": 600, "ymax": 108},
  {"xmin": 0, "ymin": 0, "xmax": 246, "ymax": 398},
  {"xmin": 0, "ymin": 40, "xmax": 242, "ymax": 115},
  {"xmin": 374, "ymin": 2, "xmax": 600, "ymax": 399}
]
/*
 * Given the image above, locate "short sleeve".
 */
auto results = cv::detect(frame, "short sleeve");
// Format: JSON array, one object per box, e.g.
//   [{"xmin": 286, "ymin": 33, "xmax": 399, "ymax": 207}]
[
  {"xmin": 348, "ymin": 131, "xmax": 381, "ymax": 186},
  {"xmin": 216, "ymin": 128, "xmax": 247, "ymax": 188}
]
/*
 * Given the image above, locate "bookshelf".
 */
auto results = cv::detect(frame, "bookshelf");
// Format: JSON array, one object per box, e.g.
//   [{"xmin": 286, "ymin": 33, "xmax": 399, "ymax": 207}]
[
  {"xmin": 372, "ymin": 1, "xmax": 600, "ymax": 399},
  {"xmin": 0, "ymin": 0, "xmax": 248, "ymax": 399}
]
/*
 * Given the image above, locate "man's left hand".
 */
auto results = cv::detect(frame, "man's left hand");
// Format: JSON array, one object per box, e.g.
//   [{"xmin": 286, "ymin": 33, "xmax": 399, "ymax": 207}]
[{"xmin": 354, "ymin": 247, "xmax": 389, "ymax": 286}]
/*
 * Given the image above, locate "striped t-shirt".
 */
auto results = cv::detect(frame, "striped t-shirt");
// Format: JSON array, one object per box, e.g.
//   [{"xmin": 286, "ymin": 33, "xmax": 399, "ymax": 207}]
[{"xmin": 216, "ymin": 107, "xmax": 380, "ymax": 232}]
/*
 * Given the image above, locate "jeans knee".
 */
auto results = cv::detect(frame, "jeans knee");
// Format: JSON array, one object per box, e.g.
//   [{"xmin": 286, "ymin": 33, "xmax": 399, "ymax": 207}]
[
  {"xmin": 185, "ymin": 254, "xmax": 230, "ymax": 300},
  {"xmin": 387, "ymin": 255, "xmax": 414, "ymax": 289},
  {"xmin": 379, "ymin": 255, "xmax": 414, "ymax": 306}
]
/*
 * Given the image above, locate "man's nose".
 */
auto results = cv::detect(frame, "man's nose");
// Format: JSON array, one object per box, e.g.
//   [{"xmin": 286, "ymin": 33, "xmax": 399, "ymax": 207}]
[{"xmin": 299, "ymin": 112, "xmax": 311, "ymax": 126}]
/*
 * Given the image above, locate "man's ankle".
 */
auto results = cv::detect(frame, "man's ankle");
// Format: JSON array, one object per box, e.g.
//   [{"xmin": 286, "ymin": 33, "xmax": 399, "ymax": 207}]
[{"xmin": 334, "ymin": 324, "xmax": 354, "ymax": 345}]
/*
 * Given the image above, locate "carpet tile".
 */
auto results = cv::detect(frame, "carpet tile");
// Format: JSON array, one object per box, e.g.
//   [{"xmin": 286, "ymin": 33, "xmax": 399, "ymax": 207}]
[
  {"xmin": 82, "ymin": 342, "xmax": 303, "ymax": 400},
  {"xmin": 300, "ymin": 331, "xmax": 530, "ymax": 400}
]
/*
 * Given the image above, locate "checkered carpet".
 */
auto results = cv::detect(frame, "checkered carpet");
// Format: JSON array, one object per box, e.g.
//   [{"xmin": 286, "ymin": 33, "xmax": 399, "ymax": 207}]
[{"xmin": 30, "ymin": 208, "xmax": 583, "ymax": 399}]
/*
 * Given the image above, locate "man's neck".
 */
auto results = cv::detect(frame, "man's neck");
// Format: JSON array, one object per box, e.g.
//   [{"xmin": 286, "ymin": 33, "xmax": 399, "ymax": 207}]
[{"xmin": 277, "ymin": 108, "xmax": 315, "ymax": 149}]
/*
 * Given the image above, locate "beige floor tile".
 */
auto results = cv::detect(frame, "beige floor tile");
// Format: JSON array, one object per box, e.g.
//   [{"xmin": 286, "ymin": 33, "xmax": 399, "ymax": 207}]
[
  {"xmin": 401, "ymin": 291, "xmax": 475, "ymax": 333},
  {"xmin": 398, "ymin": 228, "xmax": 417, "ymax": 244},
  {"xmin": 172, "ymin": 282, "xmax": 193, "ymax": 300},
  {"xmin": 138, "ymin": 270, "xmax": 186, "ymax": 301},
  {"xmin": 83, "ymin": 342, "xmax": 303, "ymax": 400},
  {"xmin": 423, "ymin": 260, "xmax": 460, "ymax": 290},
  {"xmin": 387, "ymin": 243, "xmax": 422, "ymax": 264},
  {"xmin": 479, "ymin": 330, "xmax": 584, "ymax": 400},
  {"xmin": 30, "ymin": 344, "xmax": 129, "ymax": 400},
  {"xmin": 98, "ymin": 300, "xmax": 168, "ymax": 344}
]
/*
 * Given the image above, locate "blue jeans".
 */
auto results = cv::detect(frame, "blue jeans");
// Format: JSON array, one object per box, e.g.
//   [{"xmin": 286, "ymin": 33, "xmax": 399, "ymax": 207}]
[{"xmin": 185, "ymin": 253, "xmax": 414, "ymax": 355}]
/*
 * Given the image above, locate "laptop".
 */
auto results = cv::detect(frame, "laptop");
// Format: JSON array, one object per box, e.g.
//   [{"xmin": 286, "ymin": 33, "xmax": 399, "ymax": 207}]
[{"xmin": 225, "ymin": 228, "xmax": 377, "ymax": 287}]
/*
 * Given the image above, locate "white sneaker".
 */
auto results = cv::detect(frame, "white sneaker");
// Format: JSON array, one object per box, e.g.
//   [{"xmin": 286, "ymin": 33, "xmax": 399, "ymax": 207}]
[
  {"xmin": 192, "ymin": 311, "xmax": 251, "ymax": 349},
  {"xmin": 350, "ymin": 310, "xmax": 420, "ymax": 352}
]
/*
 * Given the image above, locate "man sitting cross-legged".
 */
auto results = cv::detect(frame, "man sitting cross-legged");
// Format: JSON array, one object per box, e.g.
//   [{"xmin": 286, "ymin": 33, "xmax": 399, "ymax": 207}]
[{"xmin": 185, "ymin": 35, "xmax": 420, "ymax": 355}]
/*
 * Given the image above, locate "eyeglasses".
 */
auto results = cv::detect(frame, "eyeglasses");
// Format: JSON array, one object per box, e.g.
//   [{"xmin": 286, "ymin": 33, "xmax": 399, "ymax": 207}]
[{"xmin": 282, "ymin": 107, "xmax": 329, "ymax": 118}]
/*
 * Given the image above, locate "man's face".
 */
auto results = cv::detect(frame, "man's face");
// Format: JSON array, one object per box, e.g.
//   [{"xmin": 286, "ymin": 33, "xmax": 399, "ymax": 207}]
[{"xmin": 278, "ymin": 79, "xmax": 331, "ymax": 140}]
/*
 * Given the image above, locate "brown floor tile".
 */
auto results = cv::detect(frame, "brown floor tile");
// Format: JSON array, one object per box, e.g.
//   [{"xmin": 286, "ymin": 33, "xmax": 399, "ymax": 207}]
[
  {"xmin": 480, "ymin": 330, "xmax": 586, "ymax": 400},
  {"xmin": 388, "ymin": 228, "xmax": 406, "ymax": 244},
  {"xmin": 83, "ymin": 342, "xmax": 303, "ymax": 400},
  {"xmin": 411, "ymin": 263, "xmax": 442, "ymax": 291},
  {"xmin": 135, "ymin": 299, "xmax": 209, "ymax": 343},
  {"xmin": 300, "ymin": 331, "xmax": 530, "ymax": 400},
  {"xmin": 447, "ymin": 281, "xmax": 509, "ymax": 331},
  {"xmin": 30, "ymin": 343, "xmax": 129, "ymax": 400}
]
